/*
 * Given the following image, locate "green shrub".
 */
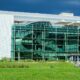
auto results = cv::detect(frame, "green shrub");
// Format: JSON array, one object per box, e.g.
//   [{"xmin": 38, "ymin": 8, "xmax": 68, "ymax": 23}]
[
  {"xmin": 0, "ymin": 61, "xmax": 30, "ymax": 68},
  {"xmin": 24, "ymin": 59, "xmax": 34, "ymax": 62},
  {"xmin": 0, "ymin": 57, "xmax": 11, "ymax": 62}
]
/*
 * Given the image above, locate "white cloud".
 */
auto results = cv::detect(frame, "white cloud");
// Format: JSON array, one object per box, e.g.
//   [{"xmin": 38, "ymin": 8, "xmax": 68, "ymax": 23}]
[
  {"xmin": 69, "ymin": 1, "xmax": 80, "ymax": 5},
  {"xmin": 64, "ymin": 0, "xmax": 80, "ymax": 6}
]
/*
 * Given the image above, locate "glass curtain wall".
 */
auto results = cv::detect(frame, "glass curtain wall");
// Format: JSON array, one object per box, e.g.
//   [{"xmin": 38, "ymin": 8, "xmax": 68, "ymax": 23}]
[{"xmin": 11, "ymin": 21, "xmax": 80, "ymax": 60}]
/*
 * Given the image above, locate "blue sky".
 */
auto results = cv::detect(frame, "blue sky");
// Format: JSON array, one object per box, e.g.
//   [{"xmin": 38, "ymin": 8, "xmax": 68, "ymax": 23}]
[{"xmin": 0, "ymin": 0, "xmax": 80, "ymax": 16}]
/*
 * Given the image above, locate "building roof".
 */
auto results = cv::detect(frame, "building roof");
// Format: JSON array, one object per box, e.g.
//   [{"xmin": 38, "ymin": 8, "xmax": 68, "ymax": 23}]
[{"xmin": 0, "ymin": 10, "xmax": 80, "ymax": 21}]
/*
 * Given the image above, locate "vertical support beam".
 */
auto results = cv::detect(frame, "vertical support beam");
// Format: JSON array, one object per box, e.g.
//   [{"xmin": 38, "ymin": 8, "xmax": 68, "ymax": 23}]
[
  {"xmin": 56, "ymin": 27, "xmax": 58, "ymax": 60},
  {"xmin": 66, "ymin": 27, "xmax": 68, "ymax": 56},
  {"xmin": 76, "ymin": 27, "xmax": 79, "ymax": 63},
  {"xmin": 18, "ymin": 51, "xmax": 20, "ymax": 61},
  {"xmin": 78, "ymin": 27, "xmax": 79, "ymax": 55},
  {"xmin": 42, "ymin": 23, "xmax": 46, "ymax": 60},
  {"xmin": 77, "ymin": 56, "xmax": 79, "ymax": 62},
  {"xmin": 72, "ymin": 56, "xmax": 73, "ymax": 61},
  {"xmin": 11, "ymin": 25, "xmax": 15, "ymax": 61},
  {"xmin": 64, "ymin": 33, "xmax": 67, "ymax": 61},
  {"xmin": 17, "ymin": 47, "xmax": 20, "ymax": 61},
  {"xmin": 65, "ymin": 56, "xmax": 68, "ymax": 61},
  {"xmin": 44, "ymin": 23, "xmax": 45, "ymax": 60},
  {"xmin": 65, "ymin": 33, "xmax": 66, "ymax": 54},
  {"xmin": 42, "ymin": 31, "xmax": 45, "ymax": 60},
  {"xmin": 32, "ymin": 24, "xmax": 33, "ymax": 60}
]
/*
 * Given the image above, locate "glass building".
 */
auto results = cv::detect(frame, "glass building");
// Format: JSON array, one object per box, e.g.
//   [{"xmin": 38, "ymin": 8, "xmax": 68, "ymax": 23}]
[
  {"xmin": 0, "ymin": 11, "xmax": 80, "ymax": 61},
  {"xmin": 12, "ymin": 21, "xmax": 80, "ymax": 61}
]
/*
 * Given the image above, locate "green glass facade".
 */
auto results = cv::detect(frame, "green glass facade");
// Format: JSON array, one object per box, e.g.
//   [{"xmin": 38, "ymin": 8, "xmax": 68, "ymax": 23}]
[{"xmin": 11, "ymin": 21, "xmax": 80, "ymax": 60}]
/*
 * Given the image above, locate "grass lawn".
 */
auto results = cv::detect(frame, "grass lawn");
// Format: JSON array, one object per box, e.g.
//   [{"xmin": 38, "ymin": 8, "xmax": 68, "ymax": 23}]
[{"xmin": 0, "ymin": 61, "xmax": 80, "ymax": 80}]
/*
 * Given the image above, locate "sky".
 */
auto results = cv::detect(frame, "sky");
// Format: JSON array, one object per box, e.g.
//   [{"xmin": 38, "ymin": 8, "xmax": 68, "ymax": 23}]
[{"xmin": 0, "ymin": 0, "xmax": 80, "ymax": 16}]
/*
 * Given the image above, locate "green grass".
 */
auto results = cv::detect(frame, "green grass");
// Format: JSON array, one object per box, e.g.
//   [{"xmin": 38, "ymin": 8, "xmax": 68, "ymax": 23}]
[{"xmin": 0, "ymin": 61, "xmax": 80, "ymax": 80}]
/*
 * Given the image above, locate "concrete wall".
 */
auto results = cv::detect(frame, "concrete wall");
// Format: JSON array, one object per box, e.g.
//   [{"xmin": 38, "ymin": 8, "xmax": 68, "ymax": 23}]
[{"xmin": 0, "ymin": 14, "xmax": 14, "ymax": 59}]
